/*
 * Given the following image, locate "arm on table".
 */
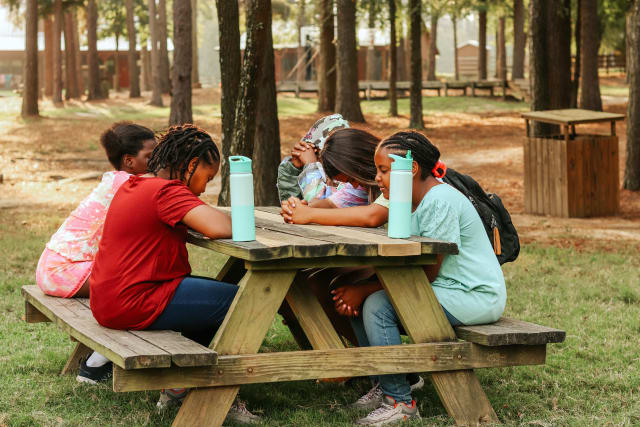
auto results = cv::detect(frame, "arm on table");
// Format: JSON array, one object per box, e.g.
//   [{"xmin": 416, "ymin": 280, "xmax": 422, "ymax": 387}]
[
  {"xmin": 182, "ymin": 205, "xmax": 232, "ymax": 239},
  {"xmin": 282, "ymin": 197, "xmax": 388, "ymax": 227}
]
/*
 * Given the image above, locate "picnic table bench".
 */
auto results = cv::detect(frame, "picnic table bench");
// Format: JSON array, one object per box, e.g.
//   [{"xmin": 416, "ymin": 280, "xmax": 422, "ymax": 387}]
[{"xmin": 23, "ymin": 207, "xmax": 565, "ymax": 426}]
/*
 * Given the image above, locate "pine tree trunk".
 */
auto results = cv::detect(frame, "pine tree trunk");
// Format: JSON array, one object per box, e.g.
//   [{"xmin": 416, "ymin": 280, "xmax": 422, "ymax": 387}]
[
  {"xmin": 366, "ymin": 0, "xmax": 376, "ymax": 81},
  {"xmin": 497, "ymin": 16, "xmax": 507, "ymax": 80},
  {"xmin": 114, "ymin": 37, "xmax": 121, "ymax": 92},
  {"xmin": 427, "ymin": 13, "xmax": 438, "ymax": 81},
  {"xmin": 148, "ymin": 0, "xmax": 163, "ymax": 106},
  {"xmin": 624, "ymin": 0, "xmax": 640, "ymax": 190},
  {"xmin": 72, "ymin": 10, "xmax": 83, "ymax": 95},
  {"xmin": 453, "ymin": 16, "xmax": 459, "ymax": 80},
  {"xmin": 52, "ymin": 0, "xmax": 63, "ymax": 104},
  {"xmin": 216, "ymin": 0, "xmax": 241, "ymax": 206},
  {"xmin": 512, "ymin": 0, "xmax": 526, "ymax": 79},
  {"xmin": 296, "ymin": 0, "xmax": 306, "ymax": 84},
  {"xmin": 579, "ymin": 0, "xmax": 602, "ymax": 111},
  {"xmin": 478, "ymin": 0, "xmax": 487, "ymax": 80},
  {"xmin": 388, "ymin": 0, "xmax": 398, "ymax": 116},
  {"xmin": 494, "ymin": 28, "xmax": 499, "ymax": 78},
  {"xmin": 397, "ymin": 36, "xmax": 406, "ymax": 81},
  {"xmin": 169, "ymin": 0, "xmax": 193, "ymax": 125},
  {"xmin": 63, "ymin": 12, "xmax": 80, "ymax": 99},
  {"xmin": 44, "ymin": 17, "xmax": 53, "ymax": 97},
  {"xmin": 141, "ymin": 46, "xmax": 152, "ymax": 91},
  {"xmin": 126, "ymin": 0, "xmax": 141, "ymax": 98},
  {"xmin": 317, "ymin": 0, "xmax": 336, "ymax": 112},
  {"xmin": 158, "ymin": 0, "xmax": 171, "ymax": 94},
  {"xmin": 87, "ymin": 0, "xmax": 103, "ymax": 100},
  {"xmin": 409, "ymin": 0, "xmax": 423, "ymax": 129},
  {"xmin": 22, "ymin": 0, "xmax": 39, "ymax": 117},
  {"xmin": 336, "ymin": 0, "xmax": 365, "ymax": 123},
  {"xmin": 253, "ymin": 0, "xmax": 280, "ymax": 206},
  {"xmin": 191, "ymin": 0, "xmax": 200, "ymax": 88},
  {"xmin": 571, "ymin": 0, "xmax": 581, "ymax": 108}
]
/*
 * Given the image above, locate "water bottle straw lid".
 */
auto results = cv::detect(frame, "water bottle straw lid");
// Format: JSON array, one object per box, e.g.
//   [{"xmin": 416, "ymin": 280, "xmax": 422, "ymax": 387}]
[
  {"xmin": 229, "ymin": 156, "xmax": 252, "ymax": 174},
  {"xmin": 389, "ymin": 150, "xmax": 413, "ymax": 171}
]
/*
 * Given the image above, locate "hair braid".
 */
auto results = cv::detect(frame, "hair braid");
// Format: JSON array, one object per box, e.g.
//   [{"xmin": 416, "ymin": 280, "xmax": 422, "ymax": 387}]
[{"xmin": 379, "ymin": 131, "xmax": 441, "ymax": 179}]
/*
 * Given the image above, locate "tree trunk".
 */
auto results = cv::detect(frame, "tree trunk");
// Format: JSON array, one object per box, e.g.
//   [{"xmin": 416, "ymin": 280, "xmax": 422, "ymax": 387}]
[
  {"xmin": 126, "ymin": 0, "xmax": 141, "ymax": 98},
  {"xmin": 148, "ymin": 0, "xmax": 164, "ymax": 106},
  {"xmin": 529, "ymin": 0, "xmax": 572, "ymax": 136},
  {"xmin": 296, "ymin": 0, "xmax": 306, "ymax": 84},
  {"xmin": 21, "ymin": 0, "xmax": 39, "ymax": 117},
  {"xmin": 43, "ymin": 17, "xmax": 53, "ymax": 97},
  {"xmin": 72, "ymin": 10, "xmax": 83, "ymax": 95},
  {"xmin": 512, "ymin": 0, "xmax": 526, "ymax": 79},
  {"xmin": 158, "ymin": 0, "xmax": 171, "ymax": 94},
  {"xmin": 627, "ymin": 11, "xmax": 632, "ymax": 84},
  {"xmin": 478, "ymin": 0, "xmax": 487, "ymax": 80},
  {"xmin": 336, "ymin": 0, "xmax": 365, "ymax": 123},
  {"xmin": 579, "ymin": 0, "xmax": 602, "ymax": 111},
  {"xmin": 216, "ymin": 0, "xmax": 241, "ymax": 206},
  {"xmin": 169, "ymin": 0, "xmax": 193, "ymax": 125},
  {"xmin": 453, "ymin": 16, "xmax": 459, "ymax": 80},
  {"xmin": 141, "ymin": 46, "xmax": 152, "ymax": 91},
  {"xmin": 63, "ymin": 12, "xmax": 80, "ymax": 99},
  {"xmin": 366, "ymin": 0, "xmax": 376, "ymax": 81},
  {"xmin": 409, "ymin": 0, "xmax": 423, "ymax": 129},
  {"xmin": 388, "ymin": 0, "xmax": 398, "ymax": 116},
  {"xmin": 494, "ymin": 28, "xmax": 499, "ymax": 78},
  {"xmin": 191, "ymin": 0, "xmax": 200, "ymax": 88},
  {"xmin": 114, "ymin": 36, "xmax": 121, "ymax": 92},
  {"xmin": 571, "ymin": 0, "xmax": 581, "ymax": 108},
  {"xmin": 52, "ymin": 0, "xmax": 63, "ymax": 104},
  {"xmin": 87, "ymin": 0, "xmax": 103, "ymax": 100},
  {"xmin": 253, "ymin": 0, "xmax": 280, "ymax": 206},
  {"xmin": 427, "ymin": 13, "xmax": 438, "ymax": 81},
  {"xmin": 317, "ymin": 0, "xmax": 336, "ymax": 112},
  {"xmin": 397, "ymin": 35, "xmax": 407, "ymax": 80},
  {"xmin": 624, "ymin": 0, "xmax": 640, "ymax": 190},
  {"xmin": 497, "ymin": 16, "xmax": 507, "ymax": 80}
]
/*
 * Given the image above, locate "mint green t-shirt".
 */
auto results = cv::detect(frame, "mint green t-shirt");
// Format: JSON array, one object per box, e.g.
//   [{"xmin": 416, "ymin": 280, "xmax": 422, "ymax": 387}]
[{"xmin": 411, "ymin": 184, "xmax": 506, "ymax": 325}]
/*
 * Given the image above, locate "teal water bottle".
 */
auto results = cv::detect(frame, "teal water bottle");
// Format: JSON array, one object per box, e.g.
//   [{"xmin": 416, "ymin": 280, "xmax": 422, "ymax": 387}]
[
  {"xmin": 387, "ymin": 151, "xmax": 413, "ymax": 238},
  {"xmin": 229, "ymin": 156, "xmax": 256, "ymax": 241}
]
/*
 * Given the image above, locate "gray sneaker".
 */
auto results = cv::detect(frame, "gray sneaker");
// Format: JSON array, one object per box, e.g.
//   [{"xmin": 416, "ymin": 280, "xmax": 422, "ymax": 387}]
[
  {"xmin": 352, "ymin": 383, "xmax": 384, "ymax": 410},
  {"xmin": 225, "ymin": 399, "xmax": 261, "ymax": 424},
  {"xmin": 156, "ymin": 388, "xmax": 187, "ymax": 410},
  {"xmin": 356, "ymin": 395, "xmax": 420, "ymax": 425}
]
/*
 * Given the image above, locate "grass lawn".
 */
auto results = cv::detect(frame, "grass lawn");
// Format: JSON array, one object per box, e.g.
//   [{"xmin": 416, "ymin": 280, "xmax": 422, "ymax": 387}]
[{"xmin": 1, "ymin": 206, "xmax": 639, "ymax": 426}]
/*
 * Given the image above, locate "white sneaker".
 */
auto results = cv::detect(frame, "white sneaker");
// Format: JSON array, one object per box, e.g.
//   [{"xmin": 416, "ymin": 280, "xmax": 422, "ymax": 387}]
[
  {"xmin": 356, "ymin": 395, "xmax": 421, "ymax": 426},
  {"xmin": 352, "ymin": 383, "xmax": 384, "ymax": 410},
  {"xmin": 409, "ymin": 376, "xmax": 424, "ymax": 392},
  {"xmin": 225, "ymin": 399, "xmax": 261, "ymax": 424}
]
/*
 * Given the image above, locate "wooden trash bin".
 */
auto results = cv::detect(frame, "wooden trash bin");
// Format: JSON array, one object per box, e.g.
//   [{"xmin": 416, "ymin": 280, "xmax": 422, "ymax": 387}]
[{"xmin": 521, "ymin": 109, "xmax": 625, "ymax": 217}]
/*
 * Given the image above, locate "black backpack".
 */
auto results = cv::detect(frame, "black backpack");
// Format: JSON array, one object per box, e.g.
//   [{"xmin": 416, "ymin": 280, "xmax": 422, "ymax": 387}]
[{"xmin": 443, "ymin": 168, "xmax": 520, "ymax": 264}]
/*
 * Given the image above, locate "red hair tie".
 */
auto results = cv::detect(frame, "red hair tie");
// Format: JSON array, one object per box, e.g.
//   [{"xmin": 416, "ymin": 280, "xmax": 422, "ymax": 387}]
[{"xmin": 432, "ymin": 160, "xmax": 446, "ymax": 178}]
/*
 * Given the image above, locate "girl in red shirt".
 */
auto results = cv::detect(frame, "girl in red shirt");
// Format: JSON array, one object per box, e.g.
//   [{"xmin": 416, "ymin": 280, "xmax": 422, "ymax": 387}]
[{"xmin": 90, "ymin": 124, "xmax": 258, "ymax": 422}]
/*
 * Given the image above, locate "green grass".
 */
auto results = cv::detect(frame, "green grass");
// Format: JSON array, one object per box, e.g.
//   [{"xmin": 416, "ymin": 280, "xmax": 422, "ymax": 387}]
[
  {"xmin": 362, "ymin": 96, "xmax": 528, "ymax": 115},
  {"xmin": 1, "ymin": 206, "xmax": 639, "ymax": 425},
  {"xmin": 600, "ymin": 85, "xmax": 629, "ymax": 97}
]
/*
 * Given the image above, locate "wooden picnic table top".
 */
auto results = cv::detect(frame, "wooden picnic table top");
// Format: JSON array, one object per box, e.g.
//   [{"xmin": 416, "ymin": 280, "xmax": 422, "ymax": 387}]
[
  {"xmin": 187, "ymin": 207, "xmax": 458, "ymax": 262},
  {"xmin": 521, "ymin": 108, "xmax": 625, "ymax": 126}
]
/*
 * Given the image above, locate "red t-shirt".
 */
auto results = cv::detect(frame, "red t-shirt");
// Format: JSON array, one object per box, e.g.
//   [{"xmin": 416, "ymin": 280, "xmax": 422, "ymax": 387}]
[{"xmin": 89, "ymin": 176, "xmax": 204, "ymax": 330}]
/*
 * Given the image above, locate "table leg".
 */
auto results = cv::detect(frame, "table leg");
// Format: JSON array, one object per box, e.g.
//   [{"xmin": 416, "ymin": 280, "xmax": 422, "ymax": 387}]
[
  {"xmin": 375, "ymin": 266, "xmax": 498, "ymax": 426},
  {"xmin": 172, "ymin": 269, "xmax": 297, "ymax": 427},
  {"xmin": 61, "ymin": 341, "xmax": 92, "ymax": 375}
]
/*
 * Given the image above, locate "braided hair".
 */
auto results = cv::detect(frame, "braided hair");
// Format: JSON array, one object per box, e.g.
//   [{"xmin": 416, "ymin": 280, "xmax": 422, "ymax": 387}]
[
  {"xmin": 147, "ymin": 124, "xmax": 220, "ymax": 185},
  {"xmin": 379, "ymin": 131, "xmax": 443, "ymax": 179}
]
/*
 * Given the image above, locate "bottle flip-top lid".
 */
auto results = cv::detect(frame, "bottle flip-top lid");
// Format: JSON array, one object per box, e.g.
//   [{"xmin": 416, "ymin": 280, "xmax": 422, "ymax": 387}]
[
  {"xmin": 229, "ymin": 156, "xmax": 252, "ymax": 174},
  {"xmin": 389, "ymin": 150, "xmax": 413, "ymax": 171}
]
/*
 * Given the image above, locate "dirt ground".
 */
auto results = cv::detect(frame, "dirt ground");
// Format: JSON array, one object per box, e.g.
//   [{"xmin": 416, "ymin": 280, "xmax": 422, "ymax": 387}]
[{"xmin": 1, "ymin": 82, "xmax": 639, "ymax": 253}]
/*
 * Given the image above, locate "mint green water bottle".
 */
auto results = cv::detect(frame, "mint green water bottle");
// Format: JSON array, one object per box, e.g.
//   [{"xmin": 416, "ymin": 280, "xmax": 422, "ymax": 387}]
[
  {"xmin": 229, "ymin": 156, "xmax": 256, "ymax": 241},
  {"xmin": 387, "ymin": 151, "xmax": 413, "ymax": 239}
]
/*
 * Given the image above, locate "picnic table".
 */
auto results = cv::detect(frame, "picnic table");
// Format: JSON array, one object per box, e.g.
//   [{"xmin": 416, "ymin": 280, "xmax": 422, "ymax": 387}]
[{"xmin": 23, "ymin": 207, "xmax": 565, "ymax": 426}]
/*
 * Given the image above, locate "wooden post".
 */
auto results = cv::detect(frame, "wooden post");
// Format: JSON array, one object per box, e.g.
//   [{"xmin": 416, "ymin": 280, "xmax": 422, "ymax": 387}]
[
  {"xmin": 564, "ymin": 125, "xmax": 570, "ymax": 142},
  {"xmin": 611, "ymin": 120, "xmax": 616, "ymax": 136}
]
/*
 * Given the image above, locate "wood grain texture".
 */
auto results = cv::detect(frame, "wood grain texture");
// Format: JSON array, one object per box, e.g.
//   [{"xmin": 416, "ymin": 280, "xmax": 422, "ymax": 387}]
[
  {"xmin": 61, "ymin": 341, "xmax": 93, "ymax": 375},
  {"xmin": 24, "ymin": 300, "xmax": 50, "ymax": 323},
  {"xmin": 521, "ymin": 109, "xmax": 625, "ymax": 125},
  {"xmin": 187, "ymin": 231, "xmax": 291, "ymax": 261},
  {"xmin": 246, "ymin": 254, "xmax": 437, "ymax": 270},
  {"xmin": 342, "ymin": 225, "xmax": 459, "ymax": 255},
  {"xmin": 455, "ymin": 317, "xmax": 566, "ymax": 346},
  {"xmin": 113, "ymin": 343, "xmax": 547, "ymax": 392}
]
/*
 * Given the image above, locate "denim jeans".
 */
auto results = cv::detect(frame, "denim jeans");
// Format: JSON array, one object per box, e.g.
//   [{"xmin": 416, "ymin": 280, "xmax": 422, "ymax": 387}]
[
  {"xmin": 351, "ymin": 289, "xmax": 462, "ymax": 404},
  {"xmin": 148, "ymin": 276, "xmax": 238, "ymax": 347}
]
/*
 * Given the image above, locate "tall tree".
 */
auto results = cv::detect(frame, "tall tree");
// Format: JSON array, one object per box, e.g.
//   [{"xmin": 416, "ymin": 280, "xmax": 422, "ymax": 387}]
[
  {"xmin": 336, "ymin": 0, "xmax": 365, "ymax": 122},
  {"xmin": 216, "ymin": 0, "xmax": 241, "ymax": 206},
  {"xmin": 529, "ymin": 0, "xmax": 572, "ymax": 136},
  {"xmin": 87, "ymin": 0, "xmax": 104, "ymax": 100},
  {"xmin": 22, "ymin": 0, "xmax": 39, "ymax": 117},
  {"xmin": 388, "ymin": 0, "xmax": 398, "ymax": 116},
  {"xmin": 296, "ymin": 0, "xmax": 306, "ymax": 83},
  {"xmin": 148, "ymin": 0, "xmax": 163, "ymax": 106},
  {"xmin": 366, "ymin": 0, "xmax": 376, "ymax": 81},
  {"xmin": 141, "ymin": 46, "xmax": 152, "ymax": 91},
  {"xmin": 409, "ymin": 0, "xmax": 423, "ymax": 128},
  {"xmin": 126, "ymin": 0, "xmax": 141, "ymax": 98},
  {"xmin": 448, "ymin": 0, "xmax": 473, "ymax": 82},
  {"xmin": 52, "ymin": 0, "xmax": 63, "ymax": 104},
  {"xmin": 72, "ymin": 10, "xmax": 83, "ymax": 95},
  {"xmin": 426, "ymin": 13, "xmax": 438, "ymax": 81},
  {"xmin": 191, "ymin": 0, "xmax": 200, "ymax": 88},
  {"xmin": 624, "ymin": 0, "xmax": 639, "ymax": 190},
  {"xmin": 317, "ymin": 0, "xmax": 336, "ymax": 111},
  {"xmin": 477, "ymin": 0, "xmax": 487, "ymax": 80},
  {"xmin": 512, "ymin": 0, "xmax": 526, "ymax": 79},
  {"xmin": 497, "ymin": 16, "xmax": 507, "ymax": 80},
  {"xmin": 99, "ymin": 0, "xmax": 127, "ymax": 93},
  {"xmin": 169, "ymin": 0, "xmax": 192, "ymax": 125},
  {"xmin": 158, "ymin": 0, "xmax": 171, "ymax": 93},
  {"xmin": 579, "ymin": 0, "xmax": 603, "ymax": 111},
  {"xmin": 571, "ymin": 0, "xmax": 581, "ymax": 107},
  {"xmin": 63, "ymin": 11, "xmax": 80, "ymax": 99},
  {"xmin": 43, "ymin": 16, "xmax": 53, "ymax": 97}
]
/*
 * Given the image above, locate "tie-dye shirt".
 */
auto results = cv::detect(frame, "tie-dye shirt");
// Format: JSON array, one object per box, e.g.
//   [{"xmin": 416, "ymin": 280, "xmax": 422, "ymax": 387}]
[{"xmin": 296, "ymin": 161, "xmax": 369, "ymax": 208}]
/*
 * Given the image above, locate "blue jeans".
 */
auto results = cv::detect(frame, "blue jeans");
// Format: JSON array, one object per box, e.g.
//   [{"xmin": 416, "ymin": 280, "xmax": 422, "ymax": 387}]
[
  {"xmin": 148, "ymin": 276, "xmax": 238, "ymax": 347},
  {"xmin": 350, "ymin": 290, "xmax": 462, "ymax": 404}
]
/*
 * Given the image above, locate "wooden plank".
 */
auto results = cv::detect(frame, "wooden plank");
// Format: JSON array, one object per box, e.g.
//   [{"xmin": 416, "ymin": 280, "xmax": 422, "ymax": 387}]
[
  {"xmin": 552, "ymin": 139, "xmax": 562, "ymax": 217},
  {"xmin": 245, "ymin": 254, "xmax": 437, "ymax": 270},
  {"xmin": 536, "ymin": 138, "xmax": 544, "ymax": 215},
  {"xmin": 61, "ymin": 342, "xmax": 93, "ymax": 375},
  {"xmin": 173, "ymin": 269, "xmax": 297, "ymax": 427},
  {"xmin": 24, "ymin": 300, "xmax": 50, "ymax": 323},
  {"xmin": 569, "ymin": 138, "xmax": 584, "ymax": 217},
  {"xmin": 22, "ymin": 286, "xmax": 172, "ymax": 370},
  {"xmin": 541, "ymin": 137, "xmax": 550, "ymax": 215},
  {"xmin": 523, "ymin": 137, "xmax": 531, "ymax": 213},
  {"xmin": 187, "ymin": 231, "xmax": 291, "ymax": 261},
  {"xmin": 611, "ymin": 136, "xmax": 620, "ymax": 214},
  {"xmin": 593, "ymin": 136, "xmax": 607, "ymax": 216},
  {"xmin": 254, "ymin": 226, "xmax": 337, "ymax": 258},
  {"xmin": 521, "ymin": 109, "xmax": 625, "ymax": 126},
  {"xmin": 375, "ymin": 267, "xmax": 498, "ymax": 424},
  {"xmin": 455, "ymin": 317, "xmax": 565, "ymax": 346},
  {"xmin": 342, "ymin": 226, "xmax": 459, "ymax": 255},
  {"xmin": 130, "ymin": 330, "xmax": 218, "ymax": 367},
  {"xmin": 560, "ymin": 138, "xmax": 569, "ymax": 217},
  {"xmin": 113, "ymin": 343, "xmax": 547, "ymax": 392},
  {"xmin": 529, "ymin": 137, "xmax": 538, "ymax": 214},
  {"xmin": 582, "ymin": 136, "xmax": 593, "ymax": 217}
]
